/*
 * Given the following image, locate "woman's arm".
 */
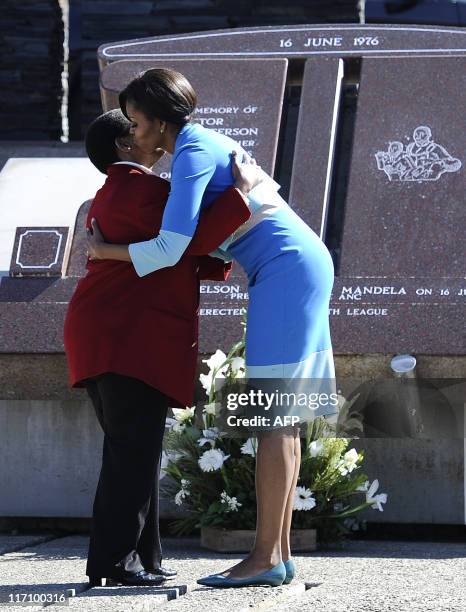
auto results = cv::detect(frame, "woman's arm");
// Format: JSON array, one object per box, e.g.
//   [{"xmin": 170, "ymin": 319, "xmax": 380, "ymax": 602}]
[
  {"xmin": 85, "ymin": 185, "xmax": 250, "ymax": 264},
  {"xmin": 86, "ymin": 150, "xmax": 263, "ymax": 266},
  {"xmin": 129, "ymin": 147, "xmax": 216, "ymax": 276},
  {"xmin": 87, "ymin": 145, "xmax": 215, "ymax": 273}
]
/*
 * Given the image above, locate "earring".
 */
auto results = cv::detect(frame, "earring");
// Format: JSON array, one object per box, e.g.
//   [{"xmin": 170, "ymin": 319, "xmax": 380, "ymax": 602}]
[{"xmin": 160, "ymin": 128, "xmax": 164, "ymax": 135}]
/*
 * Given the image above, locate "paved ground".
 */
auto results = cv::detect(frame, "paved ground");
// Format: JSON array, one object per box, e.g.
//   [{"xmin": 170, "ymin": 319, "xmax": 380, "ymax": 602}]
[{"xmin": 0, "ymin": 534, "xmax": 464, "ymax": 611}]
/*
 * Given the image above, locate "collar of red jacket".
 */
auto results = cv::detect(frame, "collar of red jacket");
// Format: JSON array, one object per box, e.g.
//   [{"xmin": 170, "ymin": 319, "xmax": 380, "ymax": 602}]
[{"xmin": 105, "ymin": 163, "xmax": 170, "ymax": 187}]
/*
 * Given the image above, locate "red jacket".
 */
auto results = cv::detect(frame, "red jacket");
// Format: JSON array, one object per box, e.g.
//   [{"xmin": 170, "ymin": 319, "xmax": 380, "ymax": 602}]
[{"xmin": 63, "ymin": 164, "xmax": 250, "ymax": 406}]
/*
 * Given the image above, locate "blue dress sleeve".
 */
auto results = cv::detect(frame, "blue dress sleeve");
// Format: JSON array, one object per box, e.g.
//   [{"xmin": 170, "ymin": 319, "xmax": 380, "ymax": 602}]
[{"xmin": 128, "ymin": 144, "xmax": 216, "ymax": 277}]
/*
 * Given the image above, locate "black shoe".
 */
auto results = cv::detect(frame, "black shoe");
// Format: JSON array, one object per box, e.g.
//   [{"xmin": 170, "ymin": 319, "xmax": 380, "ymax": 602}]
[
  {"xmin": 146, "ymin": 565, "xmax": 177, "ymax": 579},
  {"xmin": 89, "ymin": 570, "xmax": 166, "ymax": 587}
]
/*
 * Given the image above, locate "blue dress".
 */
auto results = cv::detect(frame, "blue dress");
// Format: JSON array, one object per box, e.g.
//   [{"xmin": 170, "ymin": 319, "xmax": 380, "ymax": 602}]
[{"xmin": 129, "ymin": 123, "xmax": 336, "ymax": 415}]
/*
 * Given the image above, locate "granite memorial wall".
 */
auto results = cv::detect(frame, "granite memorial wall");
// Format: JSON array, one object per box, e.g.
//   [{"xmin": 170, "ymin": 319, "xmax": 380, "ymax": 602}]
[
  {"xmin": 1, "ymin": 22, "xmax": 465, "ymax": 388},
  {"xmin": 96, "ymin": 23, "xmax": 466, "ymax": 356}
]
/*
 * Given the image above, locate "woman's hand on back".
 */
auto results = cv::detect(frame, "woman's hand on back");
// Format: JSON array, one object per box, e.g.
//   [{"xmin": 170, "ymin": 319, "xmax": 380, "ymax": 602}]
[
  {"xmin": 86, "ymin": 218, "xmax": 105, "ymax": 261},
  {"xmin": 231, "ymin": 150, "xmax": 264, "ymax": 196}
]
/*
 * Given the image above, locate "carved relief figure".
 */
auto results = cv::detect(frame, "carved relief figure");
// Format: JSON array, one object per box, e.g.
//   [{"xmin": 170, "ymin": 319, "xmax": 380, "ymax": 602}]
[{"xmin": 375, "ymin": 126, "xmax": 461, "ymax": 182}]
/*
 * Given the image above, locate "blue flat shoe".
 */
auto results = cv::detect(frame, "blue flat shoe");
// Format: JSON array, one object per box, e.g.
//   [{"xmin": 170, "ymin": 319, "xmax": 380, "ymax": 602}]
[
  {"xmin": 197, "ymin": 561, "xmax": 286, "ymax": 588},
  {"xmin": 283, "ymin": 559, "xmax": 296, "ymax": 584}
]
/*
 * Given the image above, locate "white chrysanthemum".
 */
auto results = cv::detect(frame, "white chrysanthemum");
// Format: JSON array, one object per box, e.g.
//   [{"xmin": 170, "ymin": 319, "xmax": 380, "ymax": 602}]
[
  {"xmin": 356, "ymin": 480, "xmax": 370, "ymax": 492},
  {"xmin": 365, "ymin": 479, "xmax": 388, "ymax": 512},
  {"xmin": 240, "ymin": 437, "xmax": 257, "ymax": 457},
  {"xmin": 220, "ymin": 491, "xmax": 242, "ymax": 512},
  {"xmin": 172, "ymin": 406, "xmax": 196, "ymax": 423},
  {"xmin": 293, "ymin": 486, "xmax": 316, "ymax": 511},
  {"xmin": 198, "ymin": 427, "xmax": 220, "ymax": 447},
  {"xmin": 309, "ymin": 440, "xmax": 324, "ymax": 457},
  {"xmin": 198, "ymin": 448, "xmax": 230, "ymax": 472}
]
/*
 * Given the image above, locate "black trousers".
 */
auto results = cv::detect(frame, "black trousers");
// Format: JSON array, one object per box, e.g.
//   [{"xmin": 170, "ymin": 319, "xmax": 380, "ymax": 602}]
[{"xmin": 85, "ymin": 372, "xmax": 169, "ymax": 578}]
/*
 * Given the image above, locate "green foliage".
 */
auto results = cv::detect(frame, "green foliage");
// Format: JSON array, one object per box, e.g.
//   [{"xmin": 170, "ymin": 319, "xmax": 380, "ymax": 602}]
[{"xmin": 162, "ymin": 323, "xmax": 386, "ymax": 542}]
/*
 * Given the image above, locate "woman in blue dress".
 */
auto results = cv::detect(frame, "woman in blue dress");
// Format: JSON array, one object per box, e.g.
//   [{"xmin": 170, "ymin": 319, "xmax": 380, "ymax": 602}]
[{"xmin": 87, "ymin": 68, "xmax": 336, "ymax": 588}]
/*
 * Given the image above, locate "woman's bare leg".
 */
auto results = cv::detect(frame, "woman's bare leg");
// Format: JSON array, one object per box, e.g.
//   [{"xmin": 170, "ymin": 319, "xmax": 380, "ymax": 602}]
[
  {"xmin": 281, "ymin": 434, "xmax": 301, "ymax": 561},
  {"xmin": 220, "ymin": 429, "xmax": 297, "ymax": 579}
]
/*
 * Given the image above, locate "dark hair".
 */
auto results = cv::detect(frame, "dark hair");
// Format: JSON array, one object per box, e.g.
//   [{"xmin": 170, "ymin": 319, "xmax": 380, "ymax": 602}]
[
  {"xmin": 119, "ymin": 68, "xmax": 197, "ymax": 125},
  {"xmin": 85, "ymin": 109, "xmax": 131, "ymax": 174}
]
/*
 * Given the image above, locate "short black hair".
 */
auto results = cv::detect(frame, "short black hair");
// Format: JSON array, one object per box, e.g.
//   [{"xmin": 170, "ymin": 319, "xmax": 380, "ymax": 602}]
[
  {"xmin": 119, "ymin": 68, "xmax": 197, "ymax": 126},
  {"xmin": 85, "ymin": 109, "xmax": 131, "ymax": 174}
]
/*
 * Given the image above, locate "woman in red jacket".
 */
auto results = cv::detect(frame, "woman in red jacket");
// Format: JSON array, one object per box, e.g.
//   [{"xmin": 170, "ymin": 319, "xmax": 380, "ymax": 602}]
[{"xmin": 63, "ymin": 109, "xmax": 258, "ymax": 587}]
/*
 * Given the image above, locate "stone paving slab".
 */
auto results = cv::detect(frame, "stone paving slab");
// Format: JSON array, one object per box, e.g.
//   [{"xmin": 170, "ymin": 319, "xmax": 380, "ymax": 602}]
[
  {"xmin": 284, "ymin": 540, "xmax": 466, "ymax": 612},
  {"xmin": 61, "ymin": 586, "xmax": 179, "ymax": 611},
  {"xmin": 63, "ymin": 582, "xmax": 187, "ymax": 611},
  {"xmin": 0, "ymin": 536, "xmax": 88, "ymax": 610},
  {"xmin": 146, "ymin": 537, "xmax": 319, "ymax": 611},
  {"xmin": 0, "ymin": 535, "xmax": 56, "ymax": 556},
  {"xmin": 0, "ymin": 535, "xmax": 464, "ymax": 612}
]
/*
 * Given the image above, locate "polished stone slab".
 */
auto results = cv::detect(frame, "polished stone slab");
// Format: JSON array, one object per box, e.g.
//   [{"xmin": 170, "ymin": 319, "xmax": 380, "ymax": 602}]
[
  {"xmin": 101, "ymin": 57, "xmax": 288, "ymax": 177},
  {"xmin": 339, "ymin": 56, "xmax": 465, "ymax": 279},
  {"xmin": 10, "ymin": 227, "xmax": 69, "ymax": 278},
  {"xmin": 98, "ymin": 23, "xmax": 466, "ymax": 61},
  {"xmin": 289, "ymin": 56, "xmax": 343, "ymax": 234}
]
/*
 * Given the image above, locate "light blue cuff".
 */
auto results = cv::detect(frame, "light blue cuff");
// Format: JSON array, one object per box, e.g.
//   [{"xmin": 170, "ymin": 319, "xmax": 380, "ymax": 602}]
[
  {"xmin": 247, "ymin": 190, "xmax": 263, "ymax": 213},
  {"xmin": 129, "ymin": 229, "xmax": 192, "ymax": 277},
  {"xmin": 216, "ymin": 234, "xmax": 236, "ymax": 252}
]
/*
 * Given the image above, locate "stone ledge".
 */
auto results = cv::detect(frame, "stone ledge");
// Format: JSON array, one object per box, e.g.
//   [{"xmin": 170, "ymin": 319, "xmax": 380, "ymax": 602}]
[{"xmin": 0, "ymin": 353, "xmax": 464, "ymax": 400}]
